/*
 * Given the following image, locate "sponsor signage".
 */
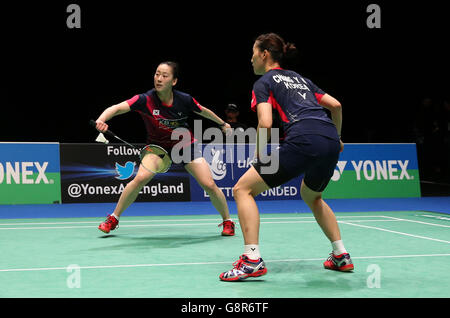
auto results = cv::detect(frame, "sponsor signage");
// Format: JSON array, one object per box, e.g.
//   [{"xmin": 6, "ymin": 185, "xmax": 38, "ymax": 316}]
[
  {"xmin": 324, "ymin": 143, "xmax": 421, "ymax": 198},
  {"xmin": 190, "ymin": 143, "xmax": 302, "ymax": 201},
  {"xmin": 60, "ymin": 143, "xmax": 191, "ymax": 203},
  {"xmin": 0, "ymin": 142, "xmax": 420, "ymax": 205},
  {"xmin": 0, "ymin": 142, "xmax": 61, "ymax": 204},
  {"xmin": 193, "ymin": 143, "xmax": 421, "ymax": 201}
]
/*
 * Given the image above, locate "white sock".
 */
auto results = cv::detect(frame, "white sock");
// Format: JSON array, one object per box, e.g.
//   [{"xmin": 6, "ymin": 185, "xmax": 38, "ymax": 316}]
[
  {"xmin": 244, "ymin": 245, "xmax": 261, "ymax": 260},
  {"xmin": 111, "ymin": 213, "xmax": 119, "ymax": 220},
  {"xmin": 331, "ymin": 240, "xmax": 347, "ymax": 255}
]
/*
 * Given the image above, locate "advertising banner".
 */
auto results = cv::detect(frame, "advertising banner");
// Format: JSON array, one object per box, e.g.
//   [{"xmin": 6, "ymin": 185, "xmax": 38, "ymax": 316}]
[
  {"xmin": 60, "ymin": 143, "xmax": 191, "ymax": 203},
  {"xmin": 2, "ymin": 142, "xmax": 418, "ymax": 204},
  {"xmin": 190, "ymin": 143, "xmax": 302, "ymax": 201},
  {"xmin": 323, "ymin": 143, "xmax": 421, "ymax": 198},
  {"xmin": 0, "ymin": 142, "xmax": 61, "ymax": 204},
  {"xmin": 192, "ymin": 143, "xmax": 420, "ymax": 201}
]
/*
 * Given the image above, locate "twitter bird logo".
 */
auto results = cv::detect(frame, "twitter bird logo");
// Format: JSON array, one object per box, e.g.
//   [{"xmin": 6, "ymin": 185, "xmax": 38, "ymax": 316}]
[{"xmin": 115, "ymin": 161, "xmax": 136, "ymax": 180}]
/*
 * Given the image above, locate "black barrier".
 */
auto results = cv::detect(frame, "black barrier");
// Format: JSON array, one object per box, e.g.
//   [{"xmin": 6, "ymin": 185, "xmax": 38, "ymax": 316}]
[{"xmin": 59, "ymin": 143, "xmax": 190, "ymax": 203}]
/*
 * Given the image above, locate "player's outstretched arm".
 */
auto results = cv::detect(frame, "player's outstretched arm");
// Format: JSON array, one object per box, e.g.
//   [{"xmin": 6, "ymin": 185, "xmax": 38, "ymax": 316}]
[
  {"xmin": 194, "ymin": 106, "xmax": 231, "ymax": 134},
  {"xmin": 95, "ymin": 101, "xmax": 131, "ymax": 132}
]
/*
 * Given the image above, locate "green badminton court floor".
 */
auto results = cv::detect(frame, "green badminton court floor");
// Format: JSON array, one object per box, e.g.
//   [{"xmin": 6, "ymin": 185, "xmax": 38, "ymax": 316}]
[{"xmin": 1, "ymin": 210, "xmax": 449, "ymax": 298}]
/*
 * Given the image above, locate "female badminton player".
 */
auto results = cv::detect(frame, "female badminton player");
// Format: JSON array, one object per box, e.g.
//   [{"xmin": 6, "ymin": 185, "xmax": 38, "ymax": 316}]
[
  {"xmin": 219, "ymin": 33, "xmax": 353, "ymax": 281},
  {"xmin": 94, "ymin": 61, "xmax": 235, "ymax": 236}
]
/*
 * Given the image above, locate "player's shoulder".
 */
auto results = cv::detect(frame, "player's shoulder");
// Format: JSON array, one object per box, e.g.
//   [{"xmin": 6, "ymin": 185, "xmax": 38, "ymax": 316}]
[
  {"xmin": 132, "ymin": 89, "xmax": 155, "ymax": 102},
  {"xmin": 173, "ymin": 89, "xmax": 195, "ymax": 105},
  {"xmin": 257, "ymin": 71, "xmax": 274, "ymax": 82},
  {"xmin": 255, "ymin": 68, "xmax": 301, "ymax": 83},
  {"xmin": 278, "ymin": 68, "xmax": 306, "ymax": 80},
  {"xmin": 173, "ymin": 89, "xmax": 192, "ymax": 100},
  {"xmin": 253, "ymin": 72, "xmax": 272, "ymax": 90},
  {"xmin": 128, "ymin": 89, "xmax": 154, "ymax": 107},
  {"xmin": 140, "ymin": 88, "xmax": 155, "ymax": 96},
  {"xmin": 280, "ymin": 70, "xmax": 319, "ymax": 88}
]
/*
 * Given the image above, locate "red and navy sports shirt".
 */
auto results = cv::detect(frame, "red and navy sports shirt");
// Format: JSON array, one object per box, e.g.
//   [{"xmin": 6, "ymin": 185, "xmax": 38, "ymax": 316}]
[
  {"xmin": 127, "ymin": 89, "xmax": 202, "ymax": 149},
  {"xmin": 251, "ymin": 68, "xmax": 338, "ymax": 139}
]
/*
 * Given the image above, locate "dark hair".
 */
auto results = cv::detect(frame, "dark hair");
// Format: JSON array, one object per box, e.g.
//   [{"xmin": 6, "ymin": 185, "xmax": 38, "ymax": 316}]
[
  {"xmin": 158, "ymin": 61, "xmax": 179, "ymax": 79},
  {"xmin": 255, "ymin": 33, "xmax": 298, "ymax": 65}
]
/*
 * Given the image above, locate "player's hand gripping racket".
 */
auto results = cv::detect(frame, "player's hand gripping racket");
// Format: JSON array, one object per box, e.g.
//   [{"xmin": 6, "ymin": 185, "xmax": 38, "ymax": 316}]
[{"xmin": 89, "ymin": 120, "xmax": 172, "ymax": 173}]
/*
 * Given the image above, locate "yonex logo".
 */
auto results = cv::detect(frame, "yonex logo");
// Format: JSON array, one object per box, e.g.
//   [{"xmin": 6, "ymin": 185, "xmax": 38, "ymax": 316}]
[
  {"xmin": 353, "ymin": 160, "xmax": 411, "ymax": 181},
  {"xmin": 331, "ymin": 160, "xmax": 412, "ymax": 182},
  {"xmin": 331, "ymin": 161, "xmax": 347, "ymax": 181},
  {"xmin": 0, "ymin": 162, "xmax": 52, "ymax": 184}
]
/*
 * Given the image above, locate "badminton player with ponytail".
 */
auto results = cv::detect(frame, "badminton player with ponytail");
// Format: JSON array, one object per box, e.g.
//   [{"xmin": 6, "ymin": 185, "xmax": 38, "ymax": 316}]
[
  {"xmin": 94, "ymin": 61, "xmax": 235, "ymax": 236},
  {"xmin": 219, "ymin": 33, "xmax": 353, "ymax": 281}
]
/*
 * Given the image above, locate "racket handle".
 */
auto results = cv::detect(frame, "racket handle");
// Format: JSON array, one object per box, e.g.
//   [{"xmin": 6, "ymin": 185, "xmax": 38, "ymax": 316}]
[{"xmin": 89, "ymin": 119, "xmax": 117, "ymax": 138}]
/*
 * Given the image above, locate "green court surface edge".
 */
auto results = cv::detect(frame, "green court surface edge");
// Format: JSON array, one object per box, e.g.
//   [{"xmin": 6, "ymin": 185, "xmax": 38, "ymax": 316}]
[{"xmin": 0, "ymin": 210, "xmax": 449, "ymax": 298}]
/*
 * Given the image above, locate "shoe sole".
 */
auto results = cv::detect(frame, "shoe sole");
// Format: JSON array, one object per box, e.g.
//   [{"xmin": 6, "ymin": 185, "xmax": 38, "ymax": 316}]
[
  {"xmin": 220, "ymin": 268, "xmax": 267, "ymax": 281},
  {"xmin": 221, "ymin": 232, "xmax": 235, "ymax": 236},
  {"xmin": 324, "ymin": 264, "xmax": 354, "ymax": 272},
  {"xmin": 98, "ymin": 226, "xmax": 113, "ymax": 234}
]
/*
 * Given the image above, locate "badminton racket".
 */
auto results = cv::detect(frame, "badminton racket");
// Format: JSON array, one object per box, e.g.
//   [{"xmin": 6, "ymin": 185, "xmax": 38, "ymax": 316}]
[{"xmin": 89, "ymin": 120, "xmax": 172, "ymax": 173}]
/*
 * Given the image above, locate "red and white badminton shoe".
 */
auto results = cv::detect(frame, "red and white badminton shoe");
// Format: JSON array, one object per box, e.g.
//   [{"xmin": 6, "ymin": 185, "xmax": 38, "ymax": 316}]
[
  {"xmin": 323, "ymin": 252, "xmax": 354, "ymax": 271},
  {"xmin": 98, "ymin": 214, "xmax": 119, "ymax": 234},
  {"xmin": 219, "ymin": 255, "xmax": 267, "ymax": 281},
  {"xmin": 219, "ymin": 220, "xmax": 235, "ymax": 236}
]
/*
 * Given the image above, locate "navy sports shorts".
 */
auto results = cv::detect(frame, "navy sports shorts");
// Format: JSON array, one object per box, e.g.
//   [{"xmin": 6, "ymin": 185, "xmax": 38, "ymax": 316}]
[{"xmin": 253, "ymin": 134, "xmax": 340, "ymax": 192}]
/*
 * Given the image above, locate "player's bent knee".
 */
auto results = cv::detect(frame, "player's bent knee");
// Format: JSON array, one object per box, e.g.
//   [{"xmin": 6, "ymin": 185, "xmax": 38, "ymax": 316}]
[
  {"xmin": 233, "ymin": 183, "xmax": 250, "ymax": 198},
  {"xmin": 232, "ymin": 186, "xmax": 240, "ymax": 198},
  {"xmin": 300, "ymin": 184, "xmax": 322, "ymax": 205},
  {"xmin": 132, "ymin": 174, "xmax": 153, "ymax": 188},
  {"xmin": 199, "ymin": 179, "xmax": 217, "ymax": 193}
]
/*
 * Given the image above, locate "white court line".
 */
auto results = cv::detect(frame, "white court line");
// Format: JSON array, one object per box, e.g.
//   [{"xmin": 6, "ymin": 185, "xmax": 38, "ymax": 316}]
[
  {"xmin": 0, "ymin": 215, "xmax": 388, "ymax": 226},
  {"xmin": 381, "ymin": 216, "xmax": 450, "ymax": 228},
  {"xmin": 339, "ymin": 221, "xmax": 450, "ymax": 244},
  {"xmin": 0, "ymin": 219, "xmax": 402, "ymax": 230},
  {"xmin": 421, "ymin": 214, "xmax": 450, "ymax": 221},
  {"xmin": 1, "ymin": 253, "xmax": 449, "ymax": 273}
]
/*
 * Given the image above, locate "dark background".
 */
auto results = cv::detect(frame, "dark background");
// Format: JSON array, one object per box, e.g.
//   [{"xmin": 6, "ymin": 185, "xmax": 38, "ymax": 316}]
[{"xmin": 2, "ymin": 1, "xmax": 449, "ymax": 187}]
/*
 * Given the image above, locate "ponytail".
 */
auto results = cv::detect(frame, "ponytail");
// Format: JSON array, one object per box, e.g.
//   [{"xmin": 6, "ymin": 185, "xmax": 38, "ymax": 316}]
[
  {"xmin": 255, "ymin": 33, "xmax": 298, "ymax": 66},
  {"xmin": 283, "ymin": 42, "xmax": 298, "ymax": 62}
]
